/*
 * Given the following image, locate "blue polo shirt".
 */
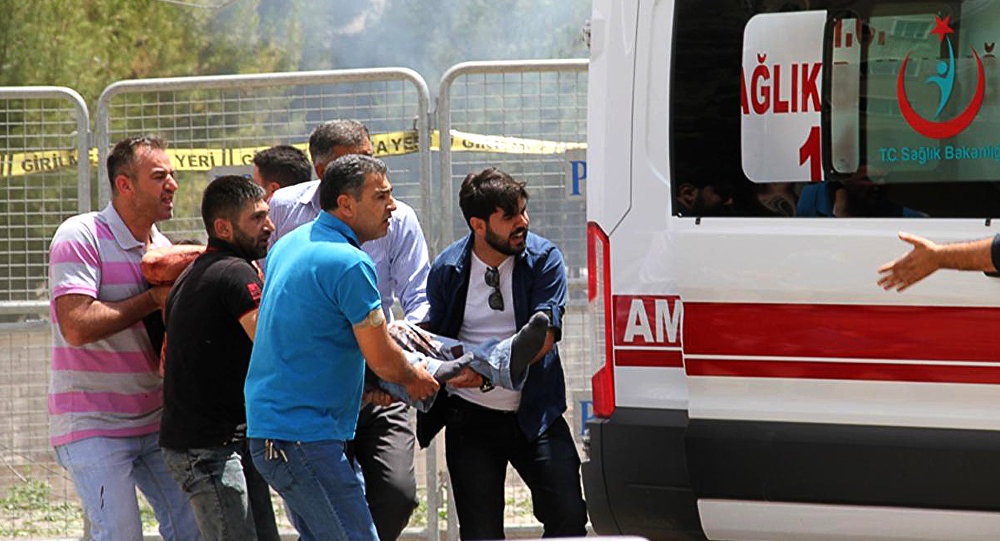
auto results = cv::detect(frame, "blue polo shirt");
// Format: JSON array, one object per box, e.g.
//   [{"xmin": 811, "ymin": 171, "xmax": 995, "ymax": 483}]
[{"xmin": 245, "ymin": 212, "xmax": 381, "ymax": 442}]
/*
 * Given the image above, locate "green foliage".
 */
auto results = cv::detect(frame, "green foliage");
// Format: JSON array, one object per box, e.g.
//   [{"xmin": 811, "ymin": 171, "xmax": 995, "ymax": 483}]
[
  {"xmin": 1, "ymin": 478, "xmax": 50, "ymax": 510},
  {"xmin": 0, "ymin": 475, "xmax": 159, "ymax": 537},
  {"xmin": 137, "ymin": 491, "xmax": 158, "ymax": 532},
  {"xmin": 0, "ymin": 0, "xmax": 301, "ymax": 111},
  {"xmin": 0, "ymin": 477, "xmax": 83, "ymax": 537}
]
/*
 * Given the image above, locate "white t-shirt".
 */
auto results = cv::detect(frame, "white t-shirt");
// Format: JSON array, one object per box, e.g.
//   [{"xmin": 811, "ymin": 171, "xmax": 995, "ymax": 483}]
[{"xmin": 451, "ymin": 251, "xmax": 520, "ymax": 411}]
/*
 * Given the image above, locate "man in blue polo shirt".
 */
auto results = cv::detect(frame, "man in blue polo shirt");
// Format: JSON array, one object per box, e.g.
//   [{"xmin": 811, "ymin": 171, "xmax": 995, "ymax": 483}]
[{"xmin": 245, "ymin": 154, "xmax": 438, "ymax": 541}]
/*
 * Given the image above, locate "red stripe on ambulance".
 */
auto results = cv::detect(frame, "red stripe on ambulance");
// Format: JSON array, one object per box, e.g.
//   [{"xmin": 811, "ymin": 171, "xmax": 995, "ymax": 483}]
[
  {"xmin": 615, "ymin": 349, "xmax": 683, "ymax": 367},
  {"xmin": 686, "ymin": 358, "xmax": 1000, "ymax": 384},
  {"xmin": 684, "ymin": 302, "xmax": 1000, "ymax": 363},
  {"xmin": 614, "ymin": 299, "xmax": 1000, "ymax": 382}
]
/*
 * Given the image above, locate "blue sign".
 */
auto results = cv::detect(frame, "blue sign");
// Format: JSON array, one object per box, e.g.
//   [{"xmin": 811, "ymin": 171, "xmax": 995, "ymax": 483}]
[
  {"xmin": 579, "ymin": 399, "xmax": 594, "ymax": 435},
  {"xmin": 570, "ymin": 160, "xmax": 587, "ymax": 197}
]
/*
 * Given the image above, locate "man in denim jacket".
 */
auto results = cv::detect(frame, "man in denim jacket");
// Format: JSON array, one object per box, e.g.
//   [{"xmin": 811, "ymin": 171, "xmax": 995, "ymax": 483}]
[{"xmin": 418, "ymin": 168, "xmax": 588, "ymax": 540}]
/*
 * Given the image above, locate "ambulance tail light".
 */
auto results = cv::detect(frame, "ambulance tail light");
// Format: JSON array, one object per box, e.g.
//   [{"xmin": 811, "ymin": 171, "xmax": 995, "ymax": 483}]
[{"xmin": 588, "ymin": 221, "xmax": 615, "ymax": 418}]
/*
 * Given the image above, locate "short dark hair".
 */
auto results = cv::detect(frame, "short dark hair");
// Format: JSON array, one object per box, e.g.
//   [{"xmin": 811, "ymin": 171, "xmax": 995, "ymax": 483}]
[
  {"xmin": 309, "ymin": 120, "xmax": 370, "ymax": 168},
  {"xmin": 253, "ymin": 145, "xmax": 312, "ymax": 189},
  {"xmin": 458, "ymin": 168, "xmax": 529, "ymax": 230},
  {"xmin": 319, "ymin": 154, "xmax": 387, "ymax": 211},
  {"xmin": 106, "ymin": 135, "xmax": 167, "ymax": 194},
  {"xmin": 201, "ymin": 175, "xmax": 265, "ymax": 238}
]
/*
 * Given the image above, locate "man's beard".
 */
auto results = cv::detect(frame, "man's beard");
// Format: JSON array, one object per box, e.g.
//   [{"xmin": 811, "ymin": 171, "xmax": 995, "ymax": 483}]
[
  {"xmin": 485, "ymin": 225, "xmax": 527, "ymax": 256},
  {"xmin": 233, "ymin": 228, "xmax": 268, "ymax": 260}
]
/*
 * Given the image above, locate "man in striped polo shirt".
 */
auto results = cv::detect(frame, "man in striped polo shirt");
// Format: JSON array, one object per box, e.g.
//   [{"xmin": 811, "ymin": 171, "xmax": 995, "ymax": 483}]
[{"xmin": 48, "ymin": 136, "xmax": 201, "ymax": 541}]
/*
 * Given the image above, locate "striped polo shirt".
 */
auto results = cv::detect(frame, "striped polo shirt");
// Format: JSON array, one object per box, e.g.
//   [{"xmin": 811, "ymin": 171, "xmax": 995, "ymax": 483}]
[{"xmin": 48, "ymin": 203, "xmax": 171, "ymax": 447}]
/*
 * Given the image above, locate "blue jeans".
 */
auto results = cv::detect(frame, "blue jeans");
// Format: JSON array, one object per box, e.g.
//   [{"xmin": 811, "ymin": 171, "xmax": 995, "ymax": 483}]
[
  {"xmin": 250, "ymin": 438, "xmax": 378, "ymax": 541},
  {"xmin": 162, "ymin": 442, "xmax": 280, "ymax": 541},
  {"xmin": 54, "ymin": 433, "xmax": 202, "ymax": 541},
  {"xmin": 380, "ymin": 335, "xmax": 519, "ymax": 412}
]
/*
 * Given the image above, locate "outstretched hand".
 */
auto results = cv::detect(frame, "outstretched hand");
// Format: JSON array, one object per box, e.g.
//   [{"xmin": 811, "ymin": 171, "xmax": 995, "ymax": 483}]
[{"xmin": 877, "ymin": 231, "xmax": 939, "ymax": 292}]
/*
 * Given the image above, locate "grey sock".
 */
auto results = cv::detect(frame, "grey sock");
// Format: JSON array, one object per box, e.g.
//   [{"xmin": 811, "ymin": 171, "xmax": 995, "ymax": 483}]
[
  {"xmin": 509, "ymin": 312, "xmax": 550, "ymax": 384},
  {"xmin": 435, "ymin": 353, "xmax": 473, "ymax": 384}
]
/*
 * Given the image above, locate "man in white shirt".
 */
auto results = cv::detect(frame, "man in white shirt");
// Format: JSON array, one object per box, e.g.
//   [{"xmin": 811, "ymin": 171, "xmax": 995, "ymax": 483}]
[{"xmin": 419, "ymin": 168, "xmax": 588, "ymax": 539}]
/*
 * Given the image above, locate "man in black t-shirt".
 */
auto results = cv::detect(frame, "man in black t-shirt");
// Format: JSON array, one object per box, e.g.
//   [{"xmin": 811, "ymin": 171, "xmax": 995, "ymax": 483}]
[{"xmin": 159, "ymin": 175, "xmax": 279, "ymax": 541}]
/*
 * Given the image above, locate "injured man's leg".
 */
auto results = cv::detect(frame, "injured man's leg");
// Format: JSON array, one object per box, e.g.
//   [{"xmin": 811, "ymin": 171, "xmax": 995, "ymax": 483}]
[{"xmin": 373, "ymin": 312, "xmax": 550, "ymax": 412}]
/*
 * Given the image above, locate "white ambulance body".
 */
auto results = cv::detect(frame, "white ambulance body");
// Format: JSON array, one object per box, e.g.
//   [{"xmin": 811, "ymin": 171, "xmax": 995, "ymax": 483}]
[{"xmin": 583, "ymin": 0, "xmax": 1000, "ymax": 540}]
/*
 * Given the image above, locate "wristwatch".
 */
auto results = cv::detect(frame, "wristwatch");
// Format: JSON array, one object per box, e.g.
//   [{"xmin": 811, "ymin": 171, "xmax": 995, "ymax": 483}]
[{"xmin": 479, "ymin": 377, "xmax": 495, "ymax": 393}]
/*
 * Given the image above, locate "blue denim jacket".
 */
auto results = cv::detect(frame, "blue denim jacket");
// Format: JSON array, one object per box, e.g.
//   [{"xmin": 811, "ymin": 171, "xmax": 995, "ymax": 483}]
[{"xmin": 416, "ymin": 232, "xmax": 568, "ymax": 447}]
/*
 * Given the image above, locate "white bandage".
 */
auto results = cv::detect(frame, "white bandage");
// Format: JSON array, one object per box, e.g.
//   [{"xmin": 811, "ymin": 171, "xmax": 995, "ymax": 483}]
[{"xmin": 355, "ymin": 308, "xmax": 386, "ymax": 329}]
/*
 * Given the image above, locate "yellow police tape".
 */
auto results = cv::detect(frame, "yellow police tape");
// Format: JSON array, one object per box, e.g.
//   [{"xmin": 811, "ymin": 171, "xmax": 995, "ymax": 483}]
[{"xmin": 0, "ymin": 130, "xmax": 588, "ymax": 177}]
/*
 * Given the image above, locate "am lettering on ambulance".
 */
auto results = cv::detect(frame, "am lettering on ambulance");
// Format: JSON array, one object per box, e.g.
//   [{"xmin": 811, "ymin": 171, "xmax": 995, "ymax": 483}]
[{"xmin": 613, "ymin": 295, "xmax": 682, "ymax": 366}]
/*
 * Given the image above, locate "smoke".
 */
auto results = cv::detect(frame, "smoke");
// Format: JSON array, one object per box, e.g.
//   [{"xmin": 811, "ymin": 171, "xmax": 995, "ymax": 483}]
[
  {"xmin": 336, "ymin": 0, "xmax": 388, "ymax": 35},
  {"xmin": 260, "ymin": 0, "xmax": 591, "ymax": 98}
]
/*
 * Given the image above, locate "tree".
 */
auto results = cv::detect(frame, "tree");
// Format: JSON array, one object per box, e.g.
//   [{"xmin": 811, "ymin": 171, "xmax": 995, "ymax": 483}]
[{"xmin": 0, "ymin": 0, "xmax": 301, "ymax": 111}]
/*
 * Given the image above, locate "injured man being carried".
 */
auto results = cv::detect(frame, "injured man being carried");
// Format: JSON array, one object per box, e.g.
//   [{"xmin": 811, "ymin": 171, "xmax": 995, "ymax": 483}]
[{"xmin": 377, "ymin": 312, "xmax": 549, "ymax": 412}]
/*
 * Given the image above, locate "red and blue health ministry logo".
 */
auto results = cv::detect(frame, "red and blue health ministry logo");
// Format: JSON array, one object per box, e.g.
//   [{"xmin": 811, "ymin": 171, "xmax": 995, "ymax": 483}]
[{"xmin": 896, "ymin": 15, "xmax": 985, "ymax": 139}]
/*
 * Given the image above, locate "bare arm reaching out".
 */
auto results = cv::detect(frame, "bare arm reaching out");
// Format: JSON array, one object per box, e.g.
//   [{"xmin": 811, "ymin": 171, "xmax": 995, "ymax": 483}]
[{"xmin": 877, "ymin": 232, "xmax": 996, "ymax": 292}]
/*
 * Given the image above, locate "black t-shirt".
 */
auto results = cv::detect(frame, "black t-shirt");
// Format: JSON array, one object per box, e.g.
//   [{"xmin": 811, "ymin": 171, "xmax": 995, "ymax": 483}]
[{"xmin": 159, "ymin": 238, "xmax": 263, "ymax": 450}]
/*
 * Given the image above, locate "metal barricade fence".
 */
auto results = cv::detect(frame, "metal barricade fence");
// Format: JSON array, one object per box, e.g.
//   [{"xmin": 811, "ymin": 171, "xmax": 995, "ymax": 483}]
[
  {"xmin": 94, "ymin": 68, "xmax": 440, "ymax": 541},
  {"xmin": 0, "ymin": 87, "xmax": 90, "ymax": 310},
  {"xmin": 96, "ymin": 69, "xmax": 434, "ymax": 246},
  {"xmin": 436, "ymin": 60, "xmax": 590, "ymax": 538},
  {"xmin": 0, "ymin": 87, "xmax": 91, "ymax": 538}
]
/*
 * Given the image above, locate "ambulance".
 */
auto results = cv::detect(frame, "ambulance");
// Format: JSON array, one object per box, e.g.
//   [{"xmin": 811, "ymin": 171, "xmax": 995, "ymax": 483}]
[{"xmin": 582, "ymin": 0, "xmax": 1000, "ymax": 539}]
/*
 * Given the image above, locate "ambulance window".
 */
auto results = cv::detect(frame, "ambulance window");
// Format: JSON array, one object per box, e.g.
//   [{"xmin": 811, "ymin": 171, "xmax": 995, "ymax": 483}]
[
  {"xmin": 672, "ymin": 0, "xmax": 752, "ymax": 217},
  {"xmin": 672, "ymin": 0, "xmax": 1000, "ymax": 218}
]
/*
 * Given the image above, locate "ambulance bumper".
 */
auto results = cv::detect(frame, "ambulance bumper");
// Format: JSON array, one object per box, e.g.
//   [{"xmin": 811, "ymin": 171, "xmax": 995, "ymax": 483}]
[{"xmin": 582, "ymin": 407, "xmax": 705, "ymax": 540}]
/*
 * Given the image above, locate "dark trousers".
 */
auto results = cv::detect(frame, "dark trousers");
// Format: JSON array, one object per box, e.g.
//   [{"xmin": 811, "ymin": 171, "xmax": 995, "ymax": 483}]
[
  {"xmin": 445, "ymin": 397, "xmax": 588, "ymax": 540},
  {"xmin": 350, "ymin": 401, "xmax": 419, "ymax": 540},
  {"xmin": 162, "ymin": 440, "xmax": 280, "ymax": 541}
]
